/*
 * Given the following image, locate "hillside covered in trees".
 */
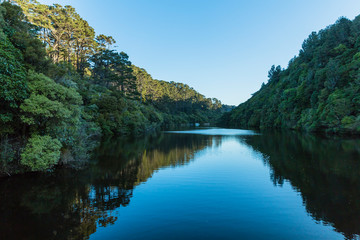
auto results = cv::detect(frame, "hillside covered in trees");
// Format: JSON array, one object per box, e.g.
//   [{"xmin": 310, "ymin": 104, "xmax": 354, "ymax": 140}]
[
  {"xmin": 0, "ymin": 0, "xmax": 228, "ymax": 175},
  {"xmin": 221, "ymin": 15, "xmax": 360, "ymax": 134}
]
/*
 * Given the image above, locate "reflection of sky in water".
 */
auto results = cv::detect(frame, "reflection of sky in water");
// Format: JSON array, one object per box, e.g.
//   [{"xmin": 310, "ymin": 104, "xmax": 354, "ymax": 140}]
[
  {"xmin": 2, "ymin": 130, "xmax": 360, "ymax": 240},
  {"xmin": 165, "ymin": 128, "xmax": 257, "ymax": 136},
  {"xmin": 90, "ymin": 134, "xmax": 344, "ymax": 240}
]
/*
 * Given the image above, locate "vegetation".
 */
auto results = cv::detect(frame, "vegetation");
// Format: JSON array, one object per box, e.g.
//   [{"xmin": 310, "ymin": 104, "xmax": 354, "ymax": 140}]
[
  {"xmin": 20, "ymin": 135, "xmax": 61, "ymax": 171},
  {"xmin": 132, "ymin": 66, "xmax": 228, "ymax": 126},
  {"xmin": 0, "ymin": 1, "xmax": 227, "ymax": 175},
  {"xmin": 222, "ymin": 15, "xmax": 360, "ymax": 134}
]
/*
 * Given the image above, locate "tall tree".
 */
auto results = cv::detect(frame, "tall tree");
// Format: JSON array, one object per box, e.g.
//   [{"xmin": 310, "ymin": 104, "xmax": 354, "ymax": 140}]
[{"xmin": 91, "ymin": 50, "xmax": 138, "ymax": 97}]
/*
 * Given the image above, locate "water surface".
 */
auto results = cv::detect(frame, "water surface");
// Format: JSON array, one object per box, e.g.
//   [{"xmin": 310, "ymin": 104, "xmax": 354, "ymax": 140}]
[{"xmin": 1, "ymin": 128, "xmax": 360, "ymax": 239}]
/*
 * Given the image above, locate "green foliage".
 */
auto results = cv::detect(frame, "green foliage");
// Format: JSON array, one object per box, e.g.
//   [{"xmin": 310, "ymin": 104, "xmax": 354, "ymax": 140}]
[
  {"xmin": 0, "ymin": 1, "xmax": 225, "ymax": 175},
  {"xmin": 21, "ymin": 135, "xmax": 62, "ymax": 171},
  {"xmin": 20, "ymin": 71, "xmax": 82, "ymax": 131},
  {"xmin": 0, "ymin": 34, "xmax": 26, "ymax": 104},
  {"xmin": 0, "ymin": 7, "xmax": 27, "ymax": 134},
  {"xmin": 93, "ymin": 91, "xmax": 162, "ymax": 135},
  {"xmin": 0, "ymin": 31, "xmax": 27, "ymax": 115},
  {"xmin": 91, "ymin": 50, "xmax": 138, "ymax": 97},
  {"xmin": 225, "ymin": 15, "xmax": 360, "ymax": 135},
  {"xmin": 1, "ymin": 2, "xmax": 50, "ymax": 72},
  {"xmin": 12, "ymin": 0, "xmax": 107, "ymax": 73}
]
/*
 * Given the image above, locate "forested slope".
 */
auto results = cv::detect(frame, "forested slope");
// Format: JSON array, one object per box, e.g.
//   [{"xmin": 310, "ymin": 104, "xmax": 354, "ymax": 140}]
[
  {"xmin": 222, "ymin": 15, "xmax": 360, "ymax": 134},
  {"xmin": 0, "ymin": 1, "xmax": 227, "ymax": 175}
]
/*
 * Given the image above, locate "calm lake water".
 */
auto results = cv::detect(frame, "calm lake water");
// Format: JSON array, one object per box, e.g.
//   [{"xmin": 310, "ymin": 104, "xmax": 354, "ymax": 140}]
[{"xmin": 1, "ymin": 128, "xmax": 360, "ymax": 240}]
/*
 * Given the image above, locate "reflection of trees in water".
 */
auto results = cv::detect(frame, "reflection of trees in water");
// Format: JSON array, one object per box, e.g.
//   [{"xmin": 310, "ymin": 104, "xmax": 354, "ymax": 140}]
[
  {"xmin": 241, "ymin": 131, "xmax": 360, "ymax": 240},
  {"xmin": 0, "ymin": 133, "xmax": 220, "ymax": 240},
  {"xmin": 135, "ymin": 134, "xmax": 222, "ymax": 184}
]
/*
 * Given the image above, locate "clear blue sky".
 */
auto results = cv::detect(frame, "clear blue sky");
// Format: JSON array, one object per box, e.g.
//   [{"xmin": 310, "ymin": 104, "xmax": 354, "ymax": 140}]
[{"xmin": 38, "ymin": 0, "xmax": 360, "ymax": 105}]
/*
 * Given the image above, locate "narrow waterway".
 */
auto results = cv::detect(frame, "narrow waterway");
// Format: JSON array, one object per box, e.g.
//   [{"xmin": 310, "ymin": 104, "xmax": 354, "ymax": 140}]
[{"xmin": 1, "ymin": 128, "xmax": 360, "ymax": 240}]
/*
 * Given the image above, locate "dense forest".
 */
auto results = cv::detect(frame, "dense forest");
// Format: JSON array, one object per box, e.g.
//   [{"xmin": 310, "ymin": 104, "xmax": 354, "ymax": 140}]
[
  {"xmin": 221, "ymin": 15, "xmax": 360, "ymax": 134},
  {"xmin": 0, "ymin": 0, "xmax": 229, "ymax": 175}
]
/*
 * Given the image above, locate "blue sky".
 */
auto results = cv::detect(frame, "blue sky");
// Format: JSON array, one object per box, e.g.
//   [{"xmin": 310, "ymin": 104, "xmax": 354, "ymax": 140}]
[{"xmin": 38, "ymin": 0, "xmax": 360, "ymax": 105}]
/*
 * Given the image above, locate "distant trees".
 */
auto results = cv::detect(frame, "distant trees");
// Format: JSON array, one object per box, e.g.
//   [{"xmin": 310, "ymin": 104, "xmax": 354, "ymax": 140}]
[
  {"xmin": 133, "ymin": 66, "xmax": 223, "ymax": 112},
  {"xmin": 131, "ymin": 66, "xmax": 227, "ymax": 124}
]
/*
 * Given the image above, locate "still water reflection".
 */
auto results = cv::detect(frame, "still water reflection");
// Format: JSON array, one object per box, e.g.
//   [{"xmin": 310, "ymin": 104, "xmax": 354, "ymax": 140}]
[{"xmin": 1, "ymin": 128, "xmax": 360, "ymax": 239}]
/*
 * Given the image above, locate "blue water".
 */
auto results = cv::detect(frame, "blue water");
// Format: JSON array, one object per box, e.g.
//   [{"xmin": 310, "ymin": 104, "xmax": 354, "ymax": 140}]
[
  {"xmin": 1, "ymin": 128, "xmax": 360, "ymax": 239},
  {"xmin": 89, "ymin": 132, "xmax": 340, "ymax": 240},
  {"xmin": 166, "ymin": 128, "xmax": 257, "ymax": 135}
]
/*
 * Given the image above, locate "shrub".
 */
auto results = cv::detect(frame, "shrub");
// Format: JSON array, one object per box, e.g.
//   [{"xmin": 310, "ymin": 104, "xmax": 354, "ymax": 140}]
[{"xmin": 21, "ymin": 135, "xmax": 62, "ymax": 171}]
